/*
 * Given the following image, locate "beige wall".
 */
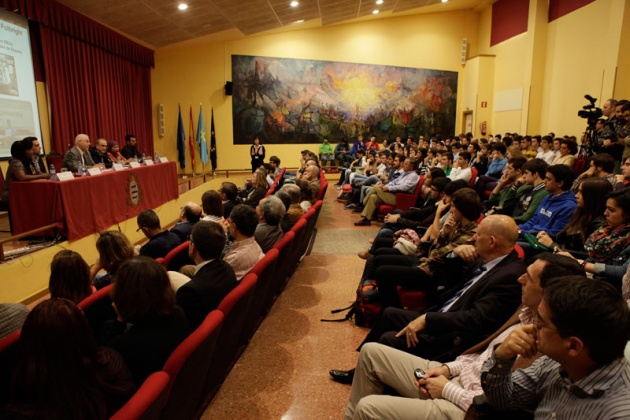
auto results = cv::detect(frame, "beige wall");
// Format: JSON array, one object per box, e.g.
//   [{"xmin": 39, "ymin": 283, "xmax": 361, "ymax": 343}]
[{"xmin": 151, "ymin": 10, "xmax": 480, "ymax": 170}]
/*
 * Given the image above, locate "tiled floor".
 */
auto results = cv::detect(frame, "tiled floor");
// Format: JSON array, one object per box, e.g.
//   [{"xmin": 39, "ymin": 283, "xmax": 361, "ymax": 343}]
[{"xmin": 203, "ymin": 181, "xmax": 380, "ymax": 419}]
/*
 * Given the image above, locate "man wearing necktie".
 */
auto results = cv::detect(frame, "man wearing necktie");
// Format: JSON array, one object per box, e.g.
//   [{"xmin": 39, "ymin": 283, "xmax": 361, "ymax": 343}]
[
  {"xmin": 63, "ymin": 133, "xmax": 96, "ymax": 172},
  {"xmin": 330, "ymin": 215, "xmax": 526, "ymax": 384}
]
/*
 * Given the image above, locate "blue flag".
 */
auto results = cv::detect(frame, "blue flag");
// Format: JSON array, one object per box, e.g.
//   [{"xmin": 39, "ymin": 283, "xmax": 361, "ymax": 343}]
[
  {"xmin": 176, "ymin": 105, "xmax": 186, "ymax": 169},
  {"xmin": 196, "ymin": 105, "xmax": 208, "ymax": 165}
]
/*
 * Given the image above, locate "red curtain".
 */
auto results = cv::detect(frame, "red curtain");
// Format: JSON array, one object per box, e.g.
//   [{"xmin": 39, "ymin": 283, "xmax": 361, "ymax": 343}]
[{"xmin": 0, "ymin": 0, "xmax": 154, "ymax": 155}]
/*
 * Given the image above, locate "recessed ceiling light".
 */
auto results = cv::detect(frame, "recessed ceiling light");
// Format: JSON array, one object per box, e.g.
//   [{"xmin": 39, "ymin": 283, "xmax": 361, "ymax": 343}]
[
  {"xmin": 376, "ymin": 0, "xmax": 383, "ymax": 4},
  {"xmin": 296, "ymin": 19, "xmax": 304, "ymax": 23},
  {"xmin": 441, "ymin": 0, "xmax": 448, "ymax": 3},
  {"xmin": 373, "ymin": 9, "xmax": 379, "ymax": 14},
  {"xmin": 290, "ymin": 1, "xmax": 299, "ymax": 7},
  {"xmin": 178, "ymin": 3, "xmax": 188, "ymax": 10}
]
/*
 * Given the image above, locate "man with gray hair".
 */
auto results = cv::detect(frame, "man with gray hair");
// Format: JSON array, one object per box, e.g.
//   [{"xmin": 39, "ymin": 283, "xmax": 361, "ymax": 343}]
[
  {"xmin": 63, "ymin": 133, "xmax": 96, "ymax": 172},
  {"xmin": 280, "ymin": 183, "xmax": 305, "ymax": 232},
  {"xmin": 303, "ymin": 164, "xmax": 321, "ymax": 199},
  {"xmin": 255, "ymin": 195, "xmax": 286, "ymax": 252}
]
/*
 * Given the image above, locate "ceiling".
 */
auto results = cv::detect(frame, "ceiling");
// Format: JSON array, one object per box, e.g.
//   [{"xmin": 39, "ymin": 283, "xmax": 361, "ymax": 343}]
[{"xmin": 55, "ymin": 0, "xmax": 493, "ymax": 49}]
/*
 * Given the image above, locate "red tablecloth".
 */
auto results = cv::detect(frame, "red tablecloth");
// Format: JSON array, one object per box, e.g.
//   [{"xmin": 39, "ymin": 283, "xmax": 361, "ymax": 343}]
[{"xmin": 9, "ymin": 162, "xmax": 179, "ymax": 241}]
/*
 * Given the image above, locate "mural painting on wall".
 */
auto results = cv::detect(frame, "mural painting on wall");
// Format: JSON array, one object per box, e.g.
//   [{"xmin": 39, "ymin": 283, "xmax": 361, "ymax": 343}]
[{"xmin": 231, "ymin": 55, "xmax": 458, "ymax": 145}]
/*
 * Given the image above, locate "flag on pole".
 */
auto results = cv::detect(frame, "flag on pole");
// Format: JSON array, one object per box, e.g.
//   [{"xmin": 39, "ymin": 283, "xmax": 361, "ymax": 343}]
[
  {"xmin": 197, "ymin": 104, "xmax": 209, "ymax": 165},
  {"xmin": 176, "ymin": 105, "xmax": 186, "ymax": 169},
  {"xmin": 188, "ymin": 106, "xmax": 196, "ymax": 170},
  {"xmin": 210, "ymin": 108, "xmax": 217, "ymax": 170}
]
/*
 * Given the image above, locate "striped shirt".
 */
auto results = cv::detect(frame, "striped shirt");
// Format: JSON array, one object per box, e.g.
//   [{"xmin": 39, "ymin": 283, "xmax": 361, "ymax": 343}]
[
  {"xmin": 481, "ymin": 354, "xmax": 630, "ymax": 419},
  {"xmin": 441, "ymin": 307, "xmax": 533, "ymax": 410}
]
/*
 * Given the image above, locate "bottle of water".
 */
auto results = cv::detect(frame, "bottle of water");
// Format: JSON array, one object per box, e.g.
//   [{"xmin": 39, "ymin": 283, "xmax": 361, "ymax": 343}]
[
  {"xmin": 141, "ymin": 153, "xmax": 146, "ymax": 163},
  {"xmin": 50, "ymin": 164, "xmax": 56, "ymax": 181},
  {"xmin": 77, "ymin": 160, "xmax": 84, "ymax": 176},
  {"xmin": 134, "ymin": 155, "xmax": 138, "ymax": 163},
  {"xmin": 154, "ymin": 151, "xmax": 160, "ymax": 163},
  {"xmin": 117, "ymin": 156, "xmax": 121, "ymax": 165}
]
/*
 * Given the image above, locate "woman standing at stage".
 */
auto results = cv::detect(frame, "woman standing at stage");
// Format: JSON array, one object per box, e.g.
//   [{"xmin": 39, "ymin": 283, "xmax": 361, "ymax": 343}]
[{"xmin": 250, "ymin": 135, "xmax": 265, "ymax": 173}]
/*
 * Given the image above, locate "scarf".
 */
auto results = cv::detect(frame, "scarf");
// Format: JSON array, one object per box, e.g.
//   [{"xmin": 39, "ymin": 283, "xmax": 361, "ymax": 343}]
[{"xmin": 584, "ymin": 223, "xmax": 630, "ymax": 263}]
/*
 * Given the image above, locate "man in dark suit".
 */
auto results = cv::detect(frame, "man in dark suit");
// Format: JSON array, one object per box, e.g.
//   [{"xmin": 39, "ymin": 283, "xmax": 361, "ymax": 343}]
[
  {"xmin": 331, "ymin": 215, "xmax": 525, "ymax": 383},
  {"xmin": 176, "ymin": 221, "xmax": 238, "ymax": 329}
]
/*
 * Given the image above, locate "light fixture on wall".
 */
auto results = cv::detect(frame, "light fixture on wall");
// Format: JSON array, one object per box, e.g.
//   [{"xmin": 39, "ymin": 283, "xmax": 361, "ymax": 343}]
[{"xmin": 178, "ymin": 3, "xmax": 188, "ymax": 10}]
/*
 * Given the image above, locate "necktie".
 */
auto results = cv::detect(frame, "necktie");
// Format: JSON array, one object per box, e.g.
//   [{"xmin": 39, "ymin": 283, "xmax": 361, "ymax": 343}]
[
  {"xmin": 81, "ymin": 152, "xmax": 86, "ymax": 166},
  {"xmin": 439, "ymin": 265, "xmax": 486, "ymax": 312}
]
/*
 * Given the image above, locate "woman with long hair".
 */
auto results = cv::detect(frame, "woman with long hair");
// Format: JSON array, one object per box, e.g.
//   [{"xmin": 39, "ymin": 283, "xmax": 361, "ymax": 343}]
[
  {"xmin": 49, "ymin": 250, "xmax": 93, "ymax": 304},
  {"xmin": 106, "ymin": 257, "xmax": 190, "ymax": 386},
  {"xmin": 557, "ymin": 187, "xmax": 630, "ymax": 289},
  {"xmin": 241, "ymin": 169, "xmax": 269, "ymax": 207},
  {"xmin": 201, "ymin": 189, "xmax": 225, "ymax": 224},
  {"xmin": 537, "ymin": 178, "xmax": 611, "ymax": 254},
  {"xmin": 91, "ymin": 231, "xmax": 135, "ymax": 290},
  {"xmin": 4, "ymin": 299, "xmax": 134, "ymax": 419}
]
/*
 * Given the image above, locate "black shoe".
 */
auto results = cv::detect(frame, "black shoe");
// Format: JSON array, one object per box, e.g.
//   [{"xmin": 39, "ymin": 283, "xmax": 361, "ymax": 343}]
[
  {"xmin": 330, "ymin": 368, "xmax": 355, "ymax": 384},
  {"xmin": 352, "ymin": 206, "xmax": 364, "ymax": 213},
  {"xmin": 354, "ymin": 218, "xmax": 371, "ymax": 226}
]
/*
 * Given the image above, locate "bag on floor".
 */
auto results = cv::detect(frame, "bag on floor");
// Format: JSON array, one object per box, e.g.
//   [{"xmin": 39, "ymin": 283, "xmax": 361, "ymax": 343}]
[{"xmin": 321, "ymin": 279, "xmax": 383, "ymax": 327}]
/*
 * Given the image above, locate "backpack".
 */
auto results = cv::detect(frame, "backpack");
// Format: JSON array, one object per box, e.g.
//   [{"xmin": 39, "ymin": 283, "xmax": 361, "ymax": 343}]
[{"xmin": 321, "ymin": 279, "xmax": 383, "ymax": 327}]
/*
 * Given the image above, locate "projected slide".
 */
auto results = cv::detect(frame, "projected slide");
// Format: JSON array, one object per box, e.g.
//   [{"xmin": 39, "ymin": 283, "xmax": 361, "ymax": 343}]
[{"xmin": 0, "ymin": 9, "xmax": 42, "ymax": 159}]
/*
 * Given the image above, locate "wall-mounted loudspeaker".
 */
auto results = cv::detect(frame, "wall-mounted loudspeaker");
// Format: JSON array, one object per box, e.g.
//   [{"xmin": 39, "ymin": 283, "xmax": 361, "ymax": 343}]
[
  {"xmin": 225, "ymin": 81, "xmax": 233, "ymax": 96},
  {"xmin": 157, "ymin": 103, "xmax": 165, "ymax": 137},
  {"xmin": 461, "ymin": 38, "xmax": 468, "ymax": 65}
]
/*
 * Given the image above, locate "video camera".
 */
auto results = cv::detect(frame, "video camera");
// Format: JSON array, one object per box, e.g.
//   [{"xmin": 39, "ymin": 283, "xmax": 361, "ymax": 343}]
[{"xmin": 577, "ymin": 94, "xmax": 603, "ymax": 129}]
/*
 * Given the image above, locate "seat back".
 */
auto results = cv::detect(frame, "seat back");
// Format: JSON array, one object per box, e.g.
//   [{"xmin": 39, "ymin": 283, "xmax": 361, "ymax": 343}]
[
  {"xmin": 78, "ymin": 284, "xmax": 116, "ymax": 341},
  {"xmin": 161, "ymin": 310, "xmax": 223, "ymax": 419},
  {"xmin": 271, "ymin": 230, "xmax": 295, "ymax": 293},
  {"xmin": 110, "ymin": 371, "xmax": 170, "ymax": 420},
  {"xmin": 287, "ymin": 218, "xmax": 308, "ymax": 273},
  {"xmin": 0, "ymin": 330, "xmax": 20, "ymax": 405},
  {"xmin": 204, "ymin": 273, "xmax": 258, "ymax": 399},
  {"xmin": 0, "ymin": 165, "xmax": 4, "ymax": 193},
  {"xmin": 162, "ymin": 240, "xmax": 193, "ymax": 272},
  {"xmin": 241, "ymin": 250, "xmax": 279, "ymax": 343},
  {"xmin": 469, "ymin": 167, "xmax": 478, "ymax": 187}
]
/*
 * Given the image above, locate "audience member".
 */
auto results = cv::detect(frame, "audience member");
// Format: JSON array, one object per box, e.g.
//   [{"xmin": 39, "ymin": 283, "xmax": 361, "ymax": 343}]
[
  {"xmin": 295, "ymin": 178, "xmax": 315, "ymax": 211},
  {"xmin": 551, "ymin": 138, "xmax": 577, "ymax": 167},
  {"xmin": 219, "ymin": 181, "xmax": 241, "ymax": 219},
  {"xmin": 319, "ymin": 138, "xmax": 334, "ymax": 167},
  {"xmin": 355, "ymin": 158, "xmax": 420, "ymax": 226},
  {"xmin": 4, "ymin": 299, "xmax": 135, "ymax": 419},
  {"xmin": 274, "ymin": 190, "xmax": 291, "ymax": 211},
  {"xmin": 49, "ymin": 250, "xmax": 93, "ymax": 304},
  {"xmin": 342, "ymin": 254, "xmax": 584, "ymax": 418},
  {"xmin": 201, "ymin": 190, "xmax": 226, "ymax": 225},
  {"xmin": 486, "ymin": 156, "xmax": 527, "ymax": 215},
  {"xmin": 255, "ymin": 196, "xmax": 286, "ymax": 252},
  {"xmin": 240, "ymin": 169, "xmax": 269, "ymax": 207},
  {"xmin": 504, "ymin": 158, "xmax": 549, "ymax": 223},
  {"xmin": 170, "ymin": 201, "xmax": 202, "ymax": 242},
  {"xmin": 518, "ymin": 164, "xmax": 577, "ymax": 235},
  {"xmin": 224, "ymin": 205, "xmax": 265, "ymax": 280},
  {"xmin": 536, "ymin": 135, "xmax": 556, "ymax": 164},
  {"xmin": 335, "ymin": 139, "xmax": 353, "ymax": 167},
  {"xmin": 176, "ymin": 221, "xmax": 238, "ymax": 329},
  {"xmin": 106, "ymin": 257, "xmax": 190, "ymax": 386},
  {"xmin": 91, "ymin": 230, "xmax": 135, "ymax": 290},
  {"xmin": 570, "ymin": 153, "xmax": 615, "ymax": 193},
  {"xmin": 481, "ymin": 276, "xmax": 630, "ymax": 418},
  {"xmin": 535, "ymin": 177, "xmax": 611, "ymax": 255},
  {"xmin": 330, "ymin": 215, "xmax": 524, "ymax": 383},
  {"xmin": 269, "ymin": 155, "xmax": 283, "ymax": 178},
  {"xmin": 63, "ymin": 133, "xmax": 96, "ymax": 172},
  {"xmin": 447, "ymin": 151, "xmax": 472, "ymax": 183},
  {"xmin": 280, "ymin": 184, "xmax": 304, "ymax": 232},
  {"xmin": 135, "ymin": 210, "xmax": 181, "ymax": 259},
  {"xmin": 0, "ymin": 303, "xmax": 29, "ymax": 339},
  {"xmin": 303, "ymin": 164, "xmax": 321, "ymax": 198}
]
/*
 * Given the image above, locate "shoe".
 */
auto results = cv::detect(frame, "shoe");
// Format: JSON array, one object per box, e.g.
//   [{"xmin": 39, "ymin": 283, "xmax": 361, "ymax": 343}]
[
  {"xmin": 330, "ymin": 368, "xmax": 355, "ymax": 384},
  {"xmin": 344, "ymin": 203, "xmax": 357, "ymax": 209},
  {"xmin": 354, "ymin": 218, "xmax": 371, "ymax": 226},
  {"xmin": 352, "ymin": 206, "xmax": 364, "ymax": 213},
  {"xmin": 358, "ymin": 250, "xmax": 370, "ymax": 259}
]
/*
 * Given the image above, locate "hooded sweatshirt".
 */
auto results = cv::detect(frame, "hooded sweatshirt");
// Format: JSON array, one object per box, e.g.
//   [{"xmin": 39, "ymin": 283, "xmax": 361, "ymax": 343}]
[{"xmin": 518, "ymin": 191, "xmax": 577, "ymax": 235}]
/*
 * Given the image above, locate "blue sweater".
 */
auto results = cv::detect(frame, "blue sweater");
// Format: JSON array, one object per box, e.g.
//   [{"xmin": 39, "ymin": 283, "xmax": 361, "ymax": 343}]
[
  {"xmin": 519, "ymin": 191, "xmax": 577, "ymax": 235},
  {"xmin": 486, "ymin": 157, "xmax": 507, "ymax": 178}
]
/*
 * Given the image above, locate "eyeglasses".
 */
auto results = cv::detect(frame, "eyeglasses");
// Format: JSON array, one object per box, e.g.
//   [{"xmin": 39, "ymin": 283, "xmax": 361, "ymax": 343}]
[{"xmin": 533, "ymin": 312, "xmax": 557, "ymax": 332}]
